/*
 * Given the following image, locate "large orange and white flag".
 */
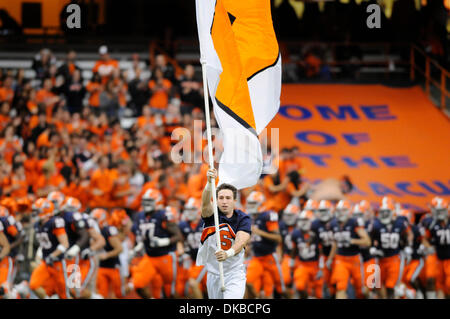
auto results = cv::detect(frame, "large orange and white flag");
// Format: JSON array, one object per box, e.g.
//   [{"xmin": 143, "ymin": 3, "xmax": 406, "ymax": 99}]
[{"xmin": 196, "ymin": 0, "xmax": 281, "ymax": 189}]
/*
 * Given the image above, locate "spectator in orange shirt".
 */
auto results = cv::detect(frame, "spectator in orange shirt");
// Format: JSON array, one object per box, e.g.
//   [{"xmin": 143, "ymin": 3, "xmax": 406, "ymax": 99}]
[
  {"xmin": 111, "ymin": 160, "xmax": 133, "ymax": 208},
  {"xmin": 0, "ymin": 124, "xmax": 22, "ymax": 164},
  {"xmin": 36, "ymin": 78, "xmax": 60, "ymax": 120},
  {"xmin": 0, "ymin": 76, "xmax": 14, "ymax": 104},
  {"xmin": 89, "ymin": 155, "xmax": 116, "ymax": 208},
  {"xmin": 262, "ymin": 171, "xmax": 292, "ymax": 214},
  {"xmin": 34, "ymin": 160, "xmax": 66, "ymax": 197},
  {"xmin": 148, "ymin": 68, "xmax": 173, "ymax": 112},
  {"xmin": 0, "ymin": 101, "xmax": 11, "ymax": 131},
  {"xmin": 92, "ymin": 45, "xmax": 119, "ymax": 85},
  {"xmin": 4, "ymin": 162, "xmax": 29, "ymax": 199},
  {"xmin": 86, "ymin": 73, "xmax": 103, "ymax": 111}
]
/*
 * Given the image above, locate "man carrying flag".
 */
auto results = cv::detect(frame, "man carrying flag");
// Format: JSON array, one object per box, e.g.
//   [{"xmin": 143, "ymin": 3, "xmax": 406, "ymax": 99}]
[{"xmin": 195, "ymin": 0, "xmax": 281, "ymax": 298}]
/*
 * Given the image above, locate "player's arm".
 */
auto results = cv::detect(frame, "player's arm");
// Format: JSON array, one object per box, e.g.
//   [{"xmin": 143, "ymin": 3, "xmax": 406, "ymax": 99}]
[
  {"xmin": 99, "ymin": 235, "xmax": 123, "ymax": 260},
  {"xmin": 252, "ymin": 227, "xmax": 282, "ymax": 243},
  {"xmin": 87, "ymin": 227, "xmax": 106, "ymax": 252},
  {"xmin": 201, "ymin": 168, "xmax": 216, "ymax": 218},
  {"xmin": 52, "ymin": 232, "xmax": 69, "ymax": 258},
  {"xmin": 0, "ymin": 231, "xmax": 10, "ymax": 260},
  {"xmin": 351, "ymin": 227, "xmax": 371, "ymax": 247},
  {"xmin": 215, "ymin": 230, "xmax": 251, "ymax": 262},
  {"xmin": 166, "ymin": 222, "xmax": 183, "ymax": 245},
  {"xmin": 66, "ymin": 216, "xmax": 90, "ymax": 257}
]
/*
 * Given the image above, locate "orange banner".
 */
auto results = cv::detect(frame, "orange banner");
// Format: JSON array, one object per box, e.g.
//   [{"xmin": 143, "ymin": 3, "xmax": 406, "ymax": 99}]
[{"xmin": 268, "ymin": 84, "xmax": 450, "ymax": 212}]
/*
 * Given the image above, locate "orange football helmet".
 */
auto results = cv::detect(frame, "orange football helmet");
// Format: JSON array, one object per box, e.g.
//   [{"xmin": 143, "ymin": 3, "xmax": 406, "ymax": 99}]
[
  {"xmin": 141, "ymin": 188, "xmax": 163, "ymax": 213},
  {"xmin": 298, "ymin": 209, "xmax": 314, "ymax": 231},
  {"xmin": 90, "ymin": 208, "xmax": 109, "ymax": 227},
  {"xmin": 379, "ymin": 199, "xmax": 395, "ymax": 224},
  {"xmin": 62, "ymin": 197, "xmax": 82, "ymax": 213},
  {"xmin": 110, "ymin": 208, "xmax": 130, "ymax": 228},
  {"xmin": 335, "ymin": 199, "xmax": 352, "ymax": 223},
  {"xmin": 303, "ymin": 199, "xmax": 318, "ymax": 211},
  {"xmin": 183, "ymin": 197, "xmax": 201, "ymax": 221},
  {"xmin": 430, "ymin": 197, "xmax": 449, "ymax": 220},
  {"xmin": 47, "ymin": 191, "xmax": 65, "ymax": 214},
  {"xmin": 317, "ymin": 200, "xmax": 333, "ymax": 223},
  {"xmin": 246, "ymin": 191, "xmax": 265, "ymax": 215},
  {"xmin": 283, "ymin": 204, "xmax": 300, "ymax": 226},
  {"xmin": 34, "ymin": 198, "xmax": 55, "ymax": 220}
]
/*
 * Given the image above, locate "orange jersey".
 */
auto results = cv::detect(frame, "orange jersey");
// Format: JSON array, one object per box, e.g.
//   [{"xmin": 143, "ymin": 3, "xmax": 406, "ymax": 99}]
[{"xmin": 148, "ymin": 79, "xmax": 172, "ymax": 109}]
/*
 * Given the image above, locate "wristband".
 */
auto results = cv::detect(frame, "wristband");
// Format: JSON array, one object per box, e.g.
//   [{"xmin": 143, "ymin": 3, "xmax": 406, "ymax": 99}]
[
  {"xmin": 57, "ymin": 244, "xmax": 67, "ymax": 253},
  {"xmin": 225, "ymin": 248, "xmax": 235, "ymax": 258}
]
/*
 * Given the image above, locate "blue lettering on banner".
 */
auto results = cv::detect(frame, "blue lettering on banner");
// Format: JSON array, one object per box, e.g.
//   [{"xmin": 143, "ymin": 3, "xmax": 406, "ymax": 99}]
[
  {"xmin": 369, "ymin": 182, "xmax": 401, "ymax": 196},
  {"xmin": 342, "ymin": 133, "xmax": 370, "ymax": 146},
  {"xmin": 279, "ymin": 105, "xmax": 312, "ymax": 120},
  {"xmin": 395, "ymin": 182, "xmax": 426, "ymax": 197},
  {"xmin": 342, "ymin": 157, "xmax": 379, "ymax": 168},
  {"xmin": 298, "ymin": 154, "xmax": 331, "ymax": 167},
  {"xmin": 400, "ymin": 203, "xmax": 426, "ymax": 212},
  {"xmin": 295, "ymin": 131, "xmax": 336, "ymax": 146},
  {"xmin": 418, "ymin": 181, "xmax": 450, "ymax": 196},
  {"xmin": 316, "ymin": 105, "xmax": 360, "ymax": 120},
  {"xmin": 360, "ymin": 105, "xmax": 397, "ymax": 120},
  {"xmin": 380, "ymin": 156, "xmax": 417, "ymax": 168}
]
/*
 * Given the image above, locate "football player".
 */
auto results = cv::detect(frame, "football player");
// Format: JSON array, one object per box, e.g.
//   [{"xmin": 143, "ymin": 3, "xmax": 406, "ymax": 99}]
[
  {"xmin": 245, "ymin": 191, "xmax": 283, "ymax": 299},
  {"xmin": 0, "ymin": 205, "xmax": 24, "ymax": 293},
  {"xmin": 370, "ymin": 198, "xmax": 412, "ymax": 299},
  {"xmin": 92, "ymin": 208, "xmax": 124, "ymax": 299},
  {"xmin": 177, "ymin": 198, "xmax": 205, "ymax": 298},
  {"xmin": 128, "ymin": 188, "xmax": 182, "ymax": 299},
  {"xmin": 310, "ymin": 200, "xmax": 335, "ymax": 298},
  {"xmin": 278, "ymin": 203, "xmax": 300, "ymax": 297},
  {"xmin": 292, "ymin": 209, "xmax": 322, "ymax": 299},
  {"xmin": 329, "ymin": 200, "xmax": 371, "ymax": 299},
  {"xmin": 29, "ymin": 198, "xmax": 69, "ymax": 299},
  {"xmin": 422, "ymin": 197, "xmax": 450, "ymax": 298}
]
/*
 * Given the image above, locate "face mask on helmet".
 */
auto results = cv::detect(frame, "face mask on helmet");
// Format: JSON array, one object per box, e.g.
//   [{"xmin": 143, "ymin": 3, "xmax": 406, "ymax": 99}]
[
  {"xmin": 317, "ymin": 209, "xmax": 331, "ymax": 222},
  {"xmin": 379, "ymin": 209, "xmax": 393, "ymax": 224},
  {"xmin": 143, "ymin": 199, "xmax": 156, "ymax": 213},
  {"xmin": 435, "ymin": 208, "xmax": 448, "ymax": 221},
  {"xmin": 297, "ymin": 218, "xmax": 311, "ymax": 231},
  {"xmin": 246, "ymin": 201, "xmax": 260, "ymax": 215},
  {"xmin": 283, "ymin": 213, "xmax": 297, "ymax": 226},
  {"xmin": 183, "ymin": 208, "xmax": 198, "ymax": 221},
  {"xmin": 336, "ymin": 209, "xmax": 349, "ymax": 223}
]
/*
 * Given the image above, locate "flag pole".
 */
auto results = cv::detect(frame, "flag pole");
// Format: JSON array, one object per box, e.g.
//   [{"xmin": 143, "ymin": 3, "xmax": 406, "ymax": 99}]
[{"xmin": 200, "ymin": 58, "xmax": 226, "ymax": 293}]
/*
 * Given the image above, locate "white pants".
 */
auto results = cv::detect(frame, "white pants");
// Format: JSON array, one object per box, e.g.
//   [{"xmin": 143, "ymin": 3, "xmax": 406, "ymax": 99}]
[{"xmin": 206, "ymin": 269, "xmax": 246, "ymax": 299}]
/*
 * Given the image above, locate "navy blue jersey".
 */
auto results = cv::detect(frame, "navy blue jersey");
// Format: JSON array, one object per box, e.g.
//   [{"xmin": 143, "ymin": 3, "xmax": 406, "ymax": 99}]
[
  {"xmin": 311, "ymin": 218, "xmax": 334, "ymax": 256},
  {"xmin": 371, "ymin": 217, "xmax": 409, "ymax": 258},
  {"xmin": 134, "ymin": 210, "xmax": 178, "ymax": 257},
  {"xmin": 200, "ymin": 209, "xmax": 251, "ymax": 250},
  {"xmin": 251, "ymin": 211, "xmax": 280, "ymax": 257},
  {"xmin": 0, "ymin": 216, "xmax": 21, "ymax": 257},
  {"xmin": 61, "ymin": 211, "xmax": 87, "ymax": 247},
  {"xmin": 34, "ymin": 216, "xmax": 66, "ymax": 262},
  {"xmin": 360, "ymin": 219, "xmax": 375, "ymax": 262},
  {"xmin": 330, "ymin": 217, "xmax": 365, "ymax": 256},
  {"xmin": 278, "ymin": 220, "xmax": 295, "ymax": 255},
  {"xmin": 426, "ymin": 220, "xmax": 450, "ymax": 260},
  {"xmin": 291, "ymin": 228, "xmax": 319, "ymax": 262},
  {"xmin": 179, "ymin": 220, "xmax": 204, "ymax": 261},
  {"xmin": 99, "ymin": 226, "xmax": 121, "ymax": 268}
]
